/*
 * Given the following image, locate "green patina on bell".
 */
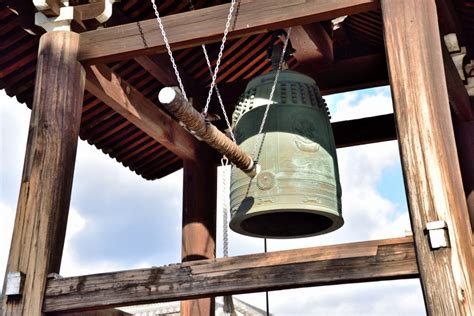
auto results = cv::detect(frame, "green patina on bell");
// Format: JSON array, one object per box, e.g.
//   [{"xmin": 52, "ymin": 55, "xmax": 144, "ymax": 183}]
[{"xmin": 229, "ymin": 70, "xmax": 343, "ymax": 238}]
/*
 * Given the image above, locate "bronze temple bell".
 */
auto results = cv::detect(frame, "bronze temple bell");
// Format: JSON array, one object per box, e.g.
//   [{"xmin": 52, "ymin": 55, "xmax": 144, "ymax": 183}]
[{"xmin": 229, "ymin": 69, "xmax": 343, "ymax": 239}]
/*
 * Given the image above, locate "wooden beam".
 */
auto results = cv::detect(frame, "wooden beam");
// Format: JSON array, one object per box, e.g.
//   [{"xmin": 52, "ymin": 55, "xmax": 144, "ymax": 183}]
[
  {"xmin": 43, "ymin": 237, "xmax": 417, "ymax": 313},
  {"xmin": 134, "ymin": 54, "xmax": 208, "ymax": 109},
  {"xmin": 77, "ymin": 0, "xmax": 380, "ymax": 63},
  {"xmin": 435, "ymin": 0, "xmax": 466, "ymax": 45},
  {"xmin": 56, "ymin": 309, "xmax": 132, "ymax": 316},
  {"xmin": 84, "ymin": 64, "xmax": 205, "ymax": 161},
  {"xmin": 441, "ymin": 42, "xmax": 473, "ymax": 121},
  {"xmin": 332, "ymin": 113, "xmax": 397, "ymax": 148},
  {"xmin": 382, "ymin": 0, "xmax": 474, "ymax": 314},
  {"xmin": 109, "ymin": 8, "xmax": 208, "ymax": 108},
  {"xmin": 291, "ymin": 23, "xmax": 333, "ymax": 69},
  {"xmin": 435, "ymin": 0, "xmax": 474, "ymax": 121},
  {"xmin": 218, "ymin": 53, "xmax": 389, "ymax": 106},
  {"xmin": 181, "ymin": 151, "xmax": 218, "ymax": 316},
  {"xmin": 1, "ymin": 31, "xmax": 84, "ymax": 316},
  {"xmin": 453, "ymin": 119, "xmax": 474, "ymax": 234}
]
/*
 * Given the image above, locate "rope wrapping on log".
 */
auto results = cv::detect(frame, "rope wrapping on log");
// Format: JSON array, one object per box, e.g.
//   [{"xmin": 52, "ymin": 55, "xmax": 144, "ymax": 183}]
[{"xmin": 159, "ymin": 87, "xmax": 256, "ymax": 176}]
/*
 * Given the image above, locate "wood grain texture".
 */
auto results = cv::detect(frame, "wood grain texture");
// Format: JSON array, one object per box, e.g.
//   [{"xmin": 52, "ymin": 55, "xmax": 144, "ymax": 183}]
[
  {"xmin": 110, "ymin": 8, "xmax": 209, "ymax": 108},
  {"xmin": 43, "ymin": 237, "xmax": 417, "ymax": 313},
  {"xmin": 181, "ymin": 154, "xmax": 218, "ymax": 316},
  {"xmin": 1, "ymin": 31, "xmax": 85, "ymax": 316},
  {"xmin": 78, "ymin": 0, "xmax": 380, "ymax": 63},
  {"xmin": 84, "ymin": 64, "xmax": 205, "ymax": 161},
  {"xmin": 382, "ymin": 0, "xmax": 474, "ymax": 314},
  {"xmin": 54, "ymin": 309, "xmax": 131, "ymax": 316}
]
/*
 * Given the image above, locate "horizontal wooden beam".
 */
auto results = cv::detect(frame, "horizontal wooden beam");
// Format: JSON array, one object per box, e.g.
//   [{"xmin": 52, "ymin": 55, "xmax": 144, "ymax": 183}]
[
  {"xmin": 217, "ymin": 53, "xmax": 389, "ymax": 108},
  {"xmin": 55, "ymin": 309, "xmax": 131, "ymax": 316},
  {"xmin": 84, "ymin": 64, "xmax": 205, "ymax": 161},
  {"xmin": 333, "ymin": 113, "xmax": 397, "ymax": 148},
  {"xmin": 78, "ymin": 0, "xmax": 380, "ymax": 63},
  {"xmin": 43, "ymin": 237, "xmax": 417, "ymax": 313}
]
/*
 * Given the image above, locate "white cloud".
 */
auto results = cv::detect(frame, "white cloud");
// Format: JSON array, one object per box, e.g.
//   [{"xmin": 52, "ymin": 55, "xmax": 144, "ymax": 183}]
[
  {"xmin": 215, "ymin": 86, "xmax": 422, "ymax": 314},
  {"xmin": 0, "ymin": 86, "xmax": 423, "ymax": 314},
  {"xmin": 0, "ymin": 202, "xmax": 15, "ymax": 287},
  {"xmin": 329, "ymin": 87, "xmax": 394, "ymax": 122},
  {"xmin": 60, "ymin": 207, "xmax": 152, "ymax": 277}
]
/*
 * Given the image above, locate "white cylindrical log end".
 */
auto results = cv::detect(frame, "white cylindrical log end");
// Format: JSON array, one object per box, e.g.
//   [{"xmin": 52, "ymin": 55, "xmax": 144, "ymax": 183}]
[{"xmin": 159, "ymin": 87, "xmax": 177, "ymax": 104}]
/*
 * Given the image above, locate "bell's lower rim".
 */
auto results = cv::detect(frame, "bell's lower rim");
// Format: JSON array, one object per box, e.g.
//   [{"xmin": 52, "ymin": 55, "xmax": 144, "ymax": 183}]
[{"xmin": 229, "ymin": 207, "xmax": 344, "ymax": 239}]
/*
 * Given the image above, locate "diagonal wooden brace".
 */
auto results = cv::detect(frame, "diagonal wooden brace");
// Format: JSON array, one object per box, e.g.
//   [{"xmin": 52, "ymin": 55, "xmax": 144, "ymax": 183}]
[{"xmin": 159, "ymin": 87, "xmax": 256, "ymax": 176}]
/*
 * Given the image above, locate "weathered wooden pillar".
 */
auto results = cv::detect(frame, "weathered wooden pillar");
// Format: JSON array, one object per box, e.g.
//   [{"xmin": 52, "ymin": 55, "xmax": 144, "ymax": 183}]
[
  {"xmin": 181, "ymin": 151, "xmax": 217, "ymax": 316},
  {"xmin": 1, "ymin": 31, "xmax": 85, "ymax": 315},
  {"xmin": 382, "ymin": 0, "xmax": 474, "ymax": 314}
]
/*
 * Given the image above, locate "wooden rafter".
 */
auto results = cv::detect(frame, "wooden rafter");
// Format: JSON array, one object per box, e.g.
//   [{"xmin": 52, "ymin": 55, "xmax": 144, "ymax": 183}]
[
  {"xmin": 43, "ymin": 237, "xmax": 417, "ymax": 313},
  {"xmin": 84, "ymin": 64, "xmax": 205, "ymax": 161},
  {"xmin": 109, "ymin": 8, "xmax": 208, "ymax": 107},
  {"xmin": 291, "ymin": 23, "xmax": 333, "ymax": 70},
  {"xmin": 77, "ymin": 0, "xmax": 380, "ymax": 63},
  {"xmin": 441, "ymin": 41, "xmax": 473, "ymax": 121}
]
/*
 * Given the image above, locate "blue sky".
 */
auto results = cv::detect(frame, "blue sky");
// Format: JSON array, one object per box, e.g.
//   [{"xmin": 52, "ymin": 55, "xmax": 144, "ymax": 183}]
[{"xmin": 0, "ymin": 87, "xmax": 425, "ymax": 315}]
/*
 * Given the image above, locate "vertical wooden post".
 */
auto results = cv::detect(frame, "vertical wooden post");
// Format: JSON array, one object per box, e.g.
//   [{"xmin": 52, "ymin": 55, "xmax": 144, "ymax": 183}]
[
  {"xmin": 181, "ymin": 151, "xmax": 217, "ymax": 316},
  {"xmin": 382, "ymin": 0, "xmax": 474, "ymax": 314},
  {"xmin": 1, "ymin": 31, "xmax": 85, "ymax": 316}
]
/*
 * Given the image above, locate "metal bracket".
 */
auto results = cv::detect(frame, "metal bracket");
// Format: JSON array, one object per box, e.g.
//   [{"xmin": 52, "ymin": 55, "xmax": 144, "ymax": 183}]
[
  {"xmin": 426, "ymin": 220, "xmax": 450, "ymax": 250},
  {"xmin": 5, "ymin": 272, "xmax": 26, "ymax": 296}
]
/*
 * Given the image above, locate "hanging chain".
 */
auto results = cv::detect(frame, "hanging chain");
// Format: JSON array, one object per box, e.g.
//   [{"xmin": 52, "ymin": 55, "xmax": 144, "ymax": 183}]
[
  {"xmin": 202, "ymin": 46, "xmax": 236, "ymax": 142},
  {"xmin": 251, "ymin": 27, "xmax": 292, "ymax": 160},
  {"xmin": 221, "ymin": 157, "xmax": 230, "ymax": 257},
  {"xmin": 150, "ymin": 0, "xmax": 236, "ymax": 114},
  {"xmin": 202, "ymin": 0, "xmax": 237, "ymax": 116},
  {"xmin": 150, "ymin": 0, "xmax": 189, "ymax": 101}
]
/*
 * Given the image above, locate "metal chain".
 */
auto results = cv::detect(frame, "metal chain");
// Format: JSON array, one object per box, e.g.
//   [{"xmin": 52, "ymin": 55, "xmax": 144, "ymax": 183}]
[
  {"xmin": 221, "ymin": 157, "xmax": 230, "ymax": 257},
  {"xmin": 251, "ymin": 27, "xmax": 292, "ymax": 160},
  {"xmin": 202, "ymin": 0, "xmax": 237, "ymax": 116},
  {"xmin": 202, "ymin": 45, "xmax": 236, "ymax": 142},
  {"xmin": 151, "ymin": 0, "xmax": 236, "ymax": 117},
  {"xmin": 150, "ymin": 0, "xmax": 189, "ymax": 101}
]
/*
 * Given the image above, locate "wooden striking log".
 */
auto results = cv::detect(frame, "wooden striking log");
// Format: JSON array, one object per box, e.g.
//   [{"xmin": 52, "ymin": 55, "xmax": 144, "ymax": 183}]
[
  {"xmin": 159, "ymin": 87, "xmax": 255, "ymax": 175},
  {"xmin": 1, "ymin": 31, "xmax": 85, "ymax": 316},
  {"xmin": 77, "ymin": 0, "xmax": 379, "ymax": 63},
  {"xmin": 42, "ymin": 237, "xmax": 417, "ymax": 313},
  {"xmin": 85, "ymin": 65, "xmax": 205, "ymax": 161},
  {"xmin": 181, "ymin": 154, "xmax": 218, "ymax": 316},
  {"xmin": 382, "ymin": 0, "xmax": 474, "ymax": 314}
]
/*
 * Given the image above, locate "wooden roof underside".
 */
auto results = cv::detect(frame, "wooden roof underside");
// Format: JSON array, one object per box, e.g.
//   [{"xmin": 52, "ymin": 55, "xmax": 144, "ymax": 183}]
[{"xmin": 1, "ymin": 0, "xmax": 473, "ymax": 180}]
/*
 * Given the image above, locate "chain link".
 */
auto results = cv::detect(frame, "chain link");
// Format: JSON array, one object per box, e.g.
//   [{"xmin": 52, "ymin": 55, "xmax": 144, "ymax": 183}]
[
  {"xmin": 150, "ymin": 0, "xmax": 236, "ymax": 113},
  {"xmin": 150, "ymin": 0, "xmax": 189, "ymax": 101},
  {"xmin": 251, "ymin": 27, "xmax": 292, "ymax": 160},
  {"xmin": 202, "ymin": 0, "xmax": 237, "ymax": 116},
  {"xmin": 202, "ymin": 45, "xmax": 236, "ymax": 142},
  {"xmin": 221, "ymin": 158, "xmax": 230, "ymax": 257}
]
